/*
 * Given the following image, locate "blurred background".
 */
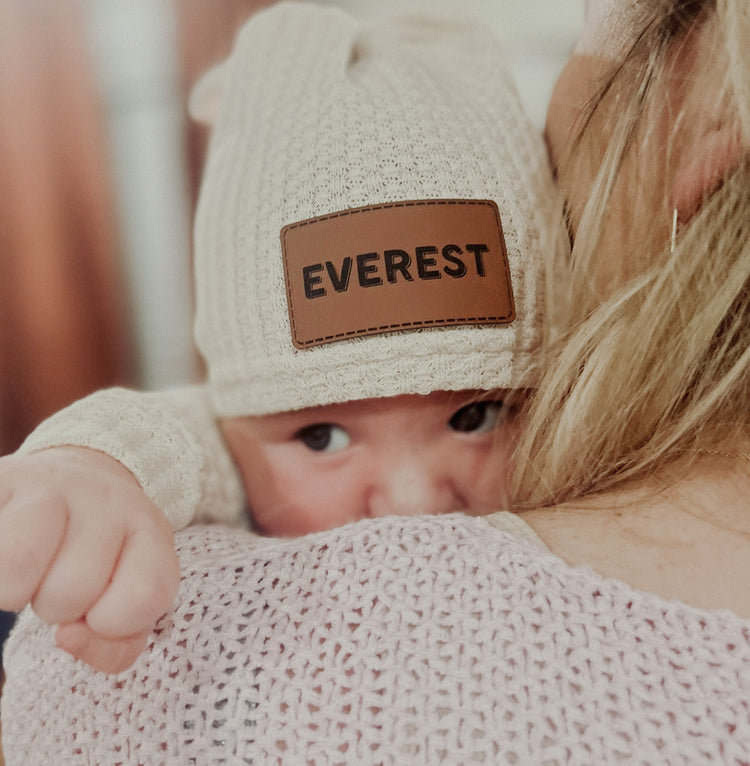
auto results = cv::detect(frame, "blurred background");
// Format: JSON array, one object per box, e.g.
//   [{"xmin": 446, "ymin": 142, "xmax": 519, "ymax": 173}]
[{"xmin": 0, "ymin": 0, "xmax": 582, "ymax": 683}]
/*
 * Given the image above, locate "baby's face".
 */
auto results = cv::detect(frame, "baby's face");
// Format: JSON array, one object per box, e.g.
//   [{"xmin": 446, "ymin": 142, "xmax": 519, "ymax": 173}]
[{"xmin": 220, "ymin": 390, "xmax": 522, "ymax": 536}]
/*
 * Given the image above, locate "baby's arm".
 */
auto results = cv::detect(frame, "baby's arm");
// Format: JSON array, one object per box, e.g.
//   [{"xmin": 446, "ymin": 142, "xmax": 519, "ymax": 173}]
[
  {"xmin": 0, "ymin": 385, "xmax": 245, "ymax": 672},
  {"xmin": 19, "ymin": 385, "xmax": 245, "ymax": 529}
]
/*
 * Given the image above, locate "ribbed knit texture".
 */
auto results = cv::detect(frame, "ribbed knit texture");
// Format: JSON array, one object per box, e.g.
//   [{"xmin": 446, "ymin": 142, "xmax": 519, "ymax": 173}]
[
  {"xmin": 4, "ymin": 514, "xmax": 750, "ymax": 764},
  {"xmin": 191, "ymin": 2, "xmax": 557, "ymax": 415},
  {"xmin": 19, "ymin": 385, "xmax": 245, "ymax": 529}
]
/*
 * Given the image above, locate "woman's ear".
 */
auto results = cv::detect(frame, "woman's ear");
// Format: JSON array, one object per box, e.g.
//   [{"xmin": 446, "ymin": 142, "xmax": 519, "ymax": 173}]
[{"xmin": 672, "ymin": 125, "xmax": 744, "ymax": 222}]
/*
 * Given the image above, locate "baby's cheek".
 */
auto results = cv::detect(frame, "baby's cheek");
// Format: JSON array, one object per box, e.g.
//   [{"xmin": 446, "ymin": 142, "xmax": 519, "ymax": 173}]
[{"xmin": 461, "ymin": 440, "xmax": 514, "ymax": 512}]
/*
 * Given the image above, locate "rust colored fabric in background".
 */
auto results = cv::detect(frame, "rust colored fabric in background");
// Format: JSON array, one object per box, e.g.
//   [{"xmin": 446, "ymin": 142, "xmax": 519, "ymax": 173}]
[{"xmin": 0, "ymin": 0, "xmax": 134, "ymax": 454}]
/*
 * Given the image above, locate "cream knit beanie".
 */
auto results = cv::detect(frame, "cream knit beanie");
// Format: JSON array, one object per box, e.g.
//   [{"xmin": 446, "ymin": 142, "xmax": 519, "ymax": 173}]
[{"xmin": 191, "ymin": 1, "xmax": 556, "ymax": 416}]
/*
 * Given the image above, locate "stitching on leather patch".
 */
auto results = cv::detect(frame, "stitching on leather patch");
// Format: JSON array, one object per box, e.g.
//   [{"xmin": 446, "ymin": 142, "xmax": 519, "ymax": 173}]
[{"xmin": 281, "ymin": 199, "xmax": 515, "ymax": 349}]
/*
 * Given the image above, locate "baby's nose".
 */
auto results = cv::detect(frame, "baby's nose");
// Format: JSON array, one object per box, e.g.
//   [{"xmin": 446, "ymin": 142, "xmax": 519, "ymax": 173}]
[{"xmin": 365, "ymin": 462, "xmax": 459, "ymax": 519}]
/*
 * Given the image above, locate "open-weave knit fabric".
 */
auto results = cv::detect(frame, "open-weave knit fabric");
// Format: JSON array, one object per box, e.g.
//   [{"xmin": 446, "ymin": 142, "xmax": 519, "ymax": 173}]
[{"xmin": 3, "ymin": 514, "xmax": 750, "ymax": 764}]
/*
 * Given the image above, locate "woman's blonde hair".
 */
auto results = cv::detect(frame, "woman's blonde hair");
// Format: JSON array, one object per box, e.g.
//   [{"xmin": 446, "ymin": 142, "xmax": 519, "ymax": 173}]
[{"xmin": 511, "ymin": 0, "xmax": 750, "ymax": 508}]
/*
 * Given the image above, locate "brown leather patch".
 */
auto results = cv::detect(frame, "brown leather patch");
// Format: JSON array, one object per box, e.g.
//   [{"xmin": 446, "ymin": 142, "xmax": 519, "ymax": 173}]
[{"xmin": 281, "ymin": 199, "xmax": 514, "ymax": 349}]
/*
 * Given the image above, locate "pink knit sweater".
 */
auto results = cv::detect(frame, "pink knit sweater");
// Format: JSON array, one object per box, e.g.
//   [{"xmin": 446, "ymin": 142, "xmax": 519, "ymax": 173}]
[{"xmin": 3, "ymin": 514, "xmax": 750, "ymax": 764}]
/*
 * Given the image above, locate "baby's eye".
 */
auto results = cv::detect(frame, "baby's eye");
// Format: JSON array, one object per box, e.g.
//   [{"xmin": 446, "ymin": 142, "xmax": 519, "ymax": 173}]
[
  {"xmin": 295, "ymin": 423, "xmax": 351, "ymax": 453},
  {"xmin": 448, "ymin": 401, "xmax": 503, "ymax": 434}
]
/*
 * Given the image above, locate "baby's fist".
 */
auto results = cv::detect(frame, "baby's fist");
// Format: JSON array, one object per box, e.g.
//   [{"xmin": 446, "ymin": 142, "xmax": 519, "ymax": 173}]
[{"xmin": 0, "ymin": 447, "xmax": 180, "ymax": 672}]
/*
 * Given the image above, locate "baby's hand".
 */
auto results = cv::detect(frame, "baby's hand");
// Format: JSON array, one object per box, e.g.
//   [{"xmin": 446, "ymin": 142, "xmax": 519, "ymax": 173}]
[{"xmin": 0, "ymin": 447, "xmax": 180, "ymax": 673}]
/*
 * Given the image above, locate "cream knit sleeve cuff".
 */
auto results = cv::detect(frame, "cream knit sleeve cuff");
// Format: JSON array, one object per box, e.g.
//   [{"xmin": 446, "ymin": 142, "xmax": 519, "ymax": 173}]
[{"xmin": 18, "ymin": 386, "xmax": 245, "ymax": 530}]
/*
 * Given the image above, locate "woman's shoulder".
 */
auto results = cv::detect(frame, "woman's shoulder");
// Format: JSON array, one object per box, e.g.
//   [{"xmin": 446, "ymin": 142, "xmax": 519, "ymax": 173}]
[
  {"xmin": 174, "ymin": 511, "xmax": 750, "ymax": 622},
  {"xmin": 5, "ymin": 512, "xmax": 750, "ymax": 764},
  {"xmin": 168, "ymin": 513, "xmax": 750, "ymax": 640},
  {"xmin": 519, "ymin": 472, "xmax": 750, "ymax": 618}
]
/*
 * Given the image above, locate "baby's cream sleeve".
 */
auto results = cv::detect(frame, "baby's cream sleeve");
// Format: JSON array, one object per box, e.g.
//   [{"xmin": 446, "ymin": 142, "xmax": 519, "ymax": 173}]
[{"xmin": 18, "ymin": 386, "xmax": 245, "ymax": 530}]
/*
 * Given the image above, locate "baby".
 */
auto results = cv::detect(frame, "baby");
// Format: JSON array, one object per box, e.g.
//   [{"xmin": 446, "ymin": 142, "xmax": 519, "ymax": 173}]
[{"xmin": 0, "ymin": 2, "xmax": 556, "ymax": 671}]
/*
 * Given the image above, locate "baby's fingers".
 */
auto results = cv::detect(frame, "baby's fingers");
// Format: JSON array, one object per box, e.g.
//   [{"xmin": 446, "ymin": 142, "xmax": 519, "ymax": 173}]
[
  {"xmin": 30, "ymin": 509, "xmax": 124, "ymax": 626},
  {"xmin": 56, "ymin": 620, "xmax": 151, "ymax": 674},
  {"xmin": 86, "ymin": 520, "xmax": 180, "ymax": 639},
  {"xmin": 0, "ymin": 493, "xmax": 68, "ymax": 611}
]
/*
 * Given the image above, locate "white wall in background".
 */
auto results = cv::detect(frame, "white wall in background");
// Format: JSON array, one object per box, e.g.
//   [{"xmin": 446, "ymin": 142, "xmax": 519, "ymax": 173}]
[
  {"xmin": 85, "ymin": 0, "xmax": 197, "ymax": 390},
  {"xmin": 316, "ymin": 0, "xmax": 584, "ymax": 128}
]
